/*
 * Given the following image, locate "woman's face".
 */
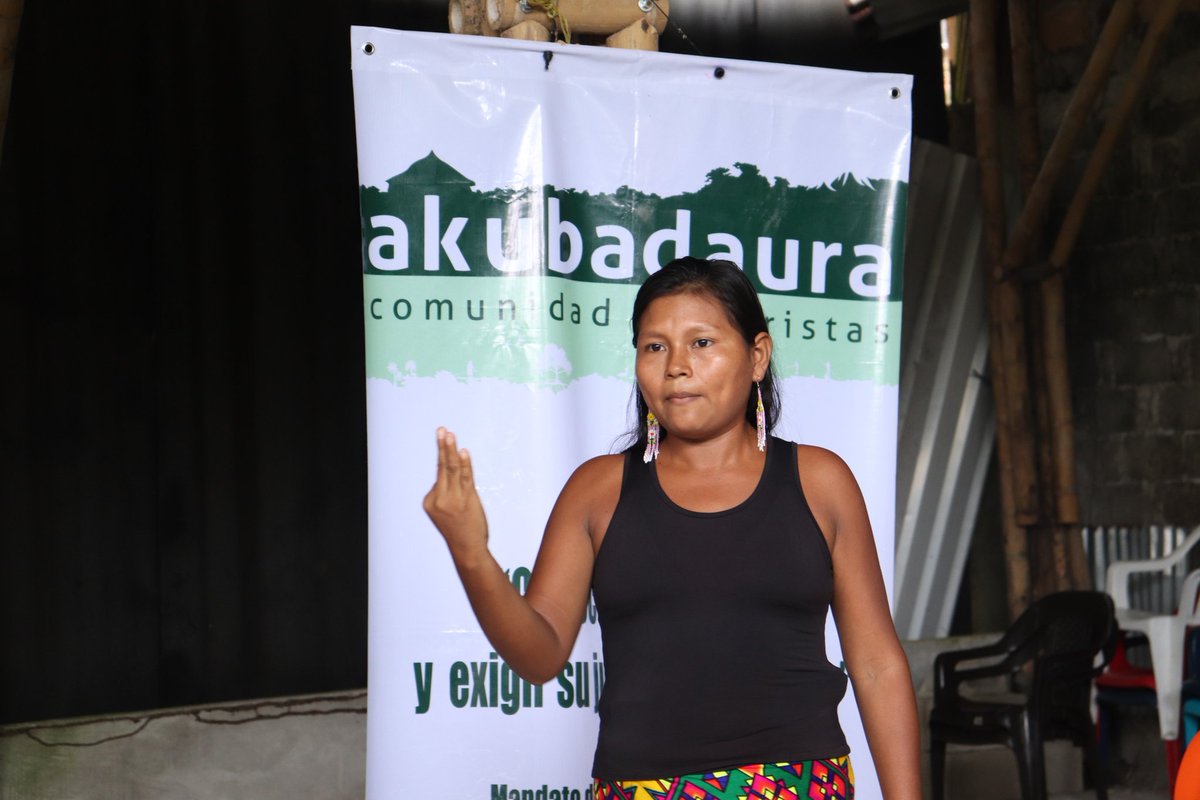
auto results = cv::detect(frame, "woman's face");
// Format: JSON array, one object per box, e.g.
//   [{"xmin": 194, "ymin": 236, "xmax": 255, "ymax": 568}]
[{"xmin": 635, "ymin": 291, "xmax": 770, "ymax": 444}]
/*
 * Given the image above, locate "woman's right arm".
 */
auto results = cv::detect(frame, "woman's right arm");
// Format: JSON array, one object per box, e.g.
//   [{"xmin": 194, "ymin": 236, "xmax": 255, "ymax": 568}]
[{"xmin": 422, "ymin": 427, "xmax": 609, "ymax": 684}]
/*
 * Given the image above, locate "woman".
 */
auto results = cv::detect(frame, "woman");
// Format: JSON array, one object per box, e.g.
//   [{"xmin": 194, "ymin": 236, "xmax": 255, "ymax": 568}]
[{"xmin": 424, "ymin": 257, "xmax": 920, "ymax": 799}]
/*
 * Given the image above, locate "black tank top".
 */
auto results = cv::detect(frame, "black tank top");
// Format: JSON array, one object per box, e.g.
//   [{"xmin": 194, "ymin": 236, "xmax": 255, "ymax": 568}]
[{"xmin": 591, "ymin": 436, "xmax": 849, "ymax": 779}]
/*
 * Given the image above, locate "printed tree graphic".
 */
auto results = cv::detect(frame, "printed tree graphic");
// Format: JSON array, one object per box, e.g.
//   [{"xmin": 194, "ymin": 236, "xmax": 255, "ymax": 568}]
[
  {"xmin": 535, "ymin": 343, "xmax": 573, "ymax": 386},
  {"xmin": 385, "ymin": 360, "xmax": 419, "ymax": 384}
]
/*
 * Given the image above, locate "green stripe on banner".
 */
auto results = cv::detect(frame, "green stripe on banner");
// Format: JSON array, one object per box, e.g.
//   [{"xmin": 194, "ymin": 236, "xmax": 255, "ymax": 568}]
[
  {"xmin": 360, "ymin": 154, "xmax": 907, "ymax": 304},
  {"xmin": 364, "ymin": 276, "xmax": 901, "ymax": 386}
]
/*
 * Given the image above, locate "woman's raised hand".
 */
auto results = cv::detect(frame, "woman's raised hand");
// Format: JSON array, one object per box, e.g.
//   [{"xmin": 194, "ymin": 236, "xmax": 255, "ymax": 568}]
[{"xmin": 422, "ymin": 427, "xmax": 490, "ymax": 565}]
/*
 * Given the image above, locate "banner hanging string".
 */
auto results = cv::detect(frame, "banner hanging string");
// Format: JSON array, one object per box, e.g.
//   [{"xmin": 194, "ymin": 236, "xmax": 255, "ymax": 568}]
[
  {"xmin": 521, "ymin": 0, "xmax": 702, "ymax": 56},
  {"xmin": 524, "ymin": 0, "xmax": 572, "ymax": 43},
  {"xmin": 648, "ymin": 0, "xmax": 704, "ymax": 56}
]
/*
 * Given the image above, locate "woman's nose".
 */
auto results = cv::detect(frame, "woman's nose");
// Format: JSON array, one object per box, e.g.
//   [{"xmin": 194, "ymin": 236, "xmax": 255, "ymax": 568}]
[{"xmin": 665, "ymin": 350, "xmax": 690, "ymax": 377}]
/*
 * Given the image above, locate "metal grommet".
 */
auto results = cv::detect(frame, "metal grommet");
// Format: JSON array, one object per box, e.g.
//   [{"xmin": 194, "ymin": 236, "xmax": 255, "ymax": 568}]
[
  {"xmin": 362, "ymin": 42, "xmax": 376, "ymax": 55},
  {"xmin": 638, "ymin": 0, "xmax": 653, "ymax": 11},
  {"xmin": 714, "ymin": 67, "xmax": 726, "ymax": 79},
  {"xmin": 889, "ymin": 86, "xmax": 901, "ymax": 99}
]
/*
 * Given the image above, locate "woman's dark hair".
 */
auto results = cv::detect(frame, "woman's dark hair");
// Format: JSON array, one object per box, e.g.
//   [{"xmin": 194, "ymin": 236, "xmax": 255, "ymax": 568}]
[{"xmin": 621, "ymin": 256, "xmax": 781, "ymax": 452}]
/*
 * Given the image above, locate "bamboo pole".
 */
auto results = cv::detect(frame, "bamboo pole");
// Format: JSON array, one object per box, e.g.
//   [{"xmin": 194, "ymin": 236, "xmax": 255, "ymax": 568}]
[
  {"xmin": 999, "ymin": 0, "xmax": 1136, "ymax": 278},
  {"xmin": 1025, "ymin": 294, "xmax": 1059, "ymax": 597},
  {"xmin": 970, "ymin": 0, "xmax": 1034, "ymax": 618},
  {"xmin": 1047, "ymin": 0, "xmax": 1184, "ymax": 273},
  {"xmin": 1007, "ymin": 0, "xmax": 1050, "ymax": 511},
  {"xmin": 606, "ymin": 17, "xmax": 658, "ymax": 50},
  {"xmin": 1008, "ymin": 0, "xmax": 1083, "ymax": 593},
  {"xmin": 449, "ymin": 0, "xmax": 489, "ymax": 35},
  {"xmin": 1040, "ymin": 272, "xmax": 1091, "ymax": 585},
  {"xmin": 502, "ymin": 19, "xmax": 552, "ymax": 40},
  {"xmin": 488, "ymin": 0, "xmax": 668, "ymax": 36},
  {"xmin": 1008, "ymin": 0, "xmax": 1040, "ymax": 199},
  {"xmin": 0, "ymin": 0, "xmax": 22, "ymax": 163},
  {"xmin": 1037, "ymin": 0, "xmax": 1183, "ymax": 590}
]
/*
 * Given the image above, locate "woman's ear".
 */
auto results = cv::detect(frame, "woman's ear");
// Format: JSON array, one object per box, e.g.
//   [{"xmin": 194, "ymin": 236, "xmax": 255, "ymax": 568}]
[{"xmin": 751, "ymin": 332, "xmax": 772, "ymax": 380}]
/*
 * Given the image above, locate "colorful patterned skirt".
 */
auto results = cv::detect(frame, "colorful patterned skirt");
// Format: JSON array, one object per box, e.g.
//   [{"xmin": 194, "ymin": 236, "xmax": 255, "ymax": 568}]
[{"xmin": 594, "ymin": 756, "xmax": 854, "ymax": 800}]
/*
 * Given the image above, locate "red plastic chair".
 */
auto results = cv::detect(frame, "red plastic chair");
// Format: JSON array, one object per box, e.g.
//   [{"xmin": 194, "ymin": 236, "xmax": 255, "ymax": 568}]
[{"xmin": 1095, "ymin": 634, "xmax": 1162, "ymax": 777}]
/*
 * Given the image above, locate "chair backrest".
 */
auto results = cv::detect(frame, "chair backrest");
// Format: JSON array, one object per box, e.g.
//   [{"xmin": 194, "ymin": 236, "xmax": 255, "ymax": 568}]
[
  {"xmin": 1086, "ymin": 525, "xmax": 1200, "ymax": 611},
  {"xmin": 1003, "ymin": 591, "xmax": 1112, "ymax": 650},
  {"xmin": 1030, "ymin": 591, "xmax": 1116, "ymax": 659},
  {"xmin": 1027, "ymin": 592, "xmax": 1117, "ymax": 708}
]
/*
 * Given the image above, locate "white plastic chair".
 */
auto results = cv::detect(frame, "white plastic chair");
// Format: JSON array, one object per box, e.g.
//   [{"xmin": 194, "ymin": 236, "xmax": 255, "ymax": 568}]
[{"xmin": 1105, "ymin": 527, "xmax": 1200, "ymax": 751}]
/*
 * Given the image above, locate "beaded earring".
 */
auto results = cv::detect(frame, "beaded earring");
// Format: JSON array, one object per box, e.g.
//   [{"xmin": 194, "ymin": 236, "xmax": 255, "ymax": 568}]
[
  {"xmin": 643, "ymin": 412, "xmax": 660, "ymax": 463},
  {"xmin": 755, "ymin": 381, "xmax": 766, "ymax": 452}
]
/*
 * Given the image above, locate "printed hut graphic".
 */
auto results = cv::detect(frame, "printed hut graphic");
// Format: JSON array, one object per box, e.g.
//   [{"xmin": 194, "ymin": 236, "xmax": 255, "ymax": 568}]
[{"xmin": 360, "ymin": 152, "xmax": 906, "ymax": 303}]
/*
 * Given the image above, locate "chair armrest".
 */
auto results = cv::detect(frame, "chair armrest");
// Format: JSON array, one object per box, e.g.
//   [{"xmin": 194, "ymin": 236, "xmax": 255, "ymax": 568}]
[
  {"xmin": 933, "ymin": 636, "xmax": 1016, "ymax": 703},
  {"xmin": 1181, "ymin": 569, "xmax": 1200, "ymax": 620}
]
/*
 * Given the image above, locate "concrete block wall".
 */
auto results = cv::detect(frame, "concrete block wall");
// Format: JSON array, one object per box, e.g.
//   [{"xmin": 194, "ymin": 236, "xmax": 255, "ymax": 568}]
[
  {"xmin": 0, "ymin": 692, "xmax": 366, "ymax": 800},
  {"xmin": 1035, "ymin": 0, "xmax": 1200, "ymax": 525}
]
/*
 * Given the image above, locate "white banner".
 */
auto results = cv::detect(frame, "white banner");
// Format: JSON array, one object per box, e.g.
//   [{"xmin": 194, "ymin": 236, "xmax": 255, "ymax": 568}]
[{"xmin": 352, "ymin": 27, "xmax": 910, "ymax": 799}]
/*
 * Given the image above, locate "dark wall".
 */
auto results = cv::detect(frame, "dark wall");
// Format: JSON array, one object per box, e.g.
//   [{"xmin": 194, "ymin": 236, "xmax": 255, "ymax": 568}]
[
  {"xmin": 0, "ymin": 2, "xmax": 387, "ymax": 723},
  {"xmin": 1040, "ymin": 1, "xmax": 1200, "ymax": 525},
  {"xmin": 0, "ymin": 3, "xmax": 944, "ymax": 724}
]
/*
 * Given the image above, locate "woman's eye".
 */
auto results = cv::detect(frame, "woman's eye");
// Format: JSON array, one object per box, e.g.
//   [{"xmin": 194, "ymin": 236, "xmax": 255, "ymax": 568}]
[
  {"xmin": 645, "ymin": 343, "xmax": 665, "ymax": 352},
  {"xmin": 694, "ymin": 338, "xmax": 713, "ymax": 348}
]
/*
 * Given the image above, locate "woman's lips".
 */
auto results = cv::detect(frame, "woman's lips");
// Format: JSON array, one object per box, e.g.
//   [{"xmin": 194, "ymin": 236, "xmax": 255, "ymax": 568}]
[{"xmin": 666, "ymin": 392, "xmax": 699, "ymax": 402}]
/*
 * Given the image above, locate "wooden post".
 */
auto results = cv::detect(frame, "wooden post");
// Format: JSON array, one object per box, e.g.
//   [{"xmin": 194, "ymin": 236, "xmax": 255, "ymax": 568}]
[
  {"xmin": 488, "ymin": 0, "xmax": 668, "ymax": 36},
  {"xmin": 606, "ymin": 18, "xmax": 658, "ymax": 50},
  {"xmin": 1000, "ymin": 0, "xmax": 1136, "ymax": 277},
  {"xmin": 0, "ymin": 0, "xmax": 22, "ymax": 162},
  {"xmin": 970, "ymin": 0, "xmax": 1036, "ymax": 619}
]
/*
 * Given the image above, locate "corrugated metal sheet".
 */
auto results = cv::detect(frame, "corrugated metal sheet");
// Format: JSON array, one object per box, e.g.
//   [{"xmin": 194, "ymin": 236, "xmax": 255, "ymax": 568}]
[
  {"xmin": 893, "ymin": 138, "xmax": 994, "ymax": 639},
  {"xmin": 1084, "ymin": 524, "xmax": 1200, "ymax": 611}
]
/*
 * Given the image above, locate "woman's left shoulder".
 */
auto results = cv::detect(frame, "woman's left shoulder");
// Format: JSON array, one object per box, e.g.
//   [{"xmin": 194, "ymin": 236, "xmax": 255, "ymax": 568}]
[
  {"xmin": 792, "ymin": 443, "xmax": 856, "ymax": 484},
  {"xmin": 789, "ymin": 444, "xmax": 872, "ymax": 558},
  {"xmin": 791, "ymin": 443, "xmax": 866, "ymax": 519}
]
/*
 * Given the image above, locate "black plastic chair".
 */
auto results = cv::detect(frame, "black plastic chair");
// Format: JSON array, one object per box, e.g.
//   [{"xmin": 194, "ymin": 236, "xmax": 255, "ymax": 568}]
[{"xmin": 929, "ymin": 590, "xmax": 1116, "ymax": 800}]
